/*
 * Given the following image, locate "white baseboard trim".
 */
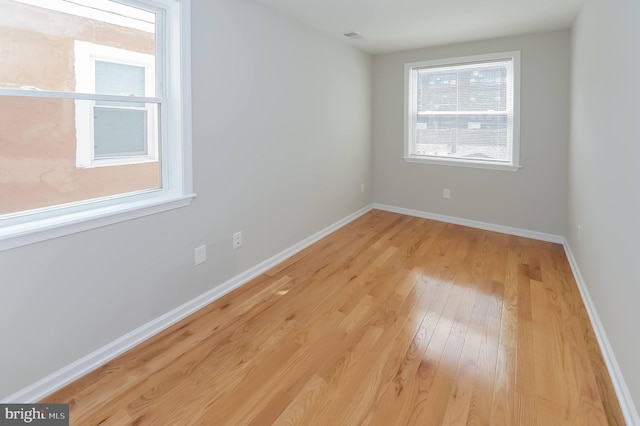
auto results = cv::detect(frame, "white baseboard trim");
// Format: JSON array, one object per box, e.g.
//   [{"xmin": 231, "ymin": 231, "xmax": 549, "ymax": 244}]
[
  {"xmin": 562, "ymin": 241, "xmax": 640, "ymax": 426},
  {"xmin": 2, "ymin": 204, "xmax": 374, "ymax": 403},
  {"xmin": 372, "ymin": 203, "xmax": 565, "ymax": 244},
  {"xmin": 7, "ymin": 203, "xmax": 637, "ymax": 424}
]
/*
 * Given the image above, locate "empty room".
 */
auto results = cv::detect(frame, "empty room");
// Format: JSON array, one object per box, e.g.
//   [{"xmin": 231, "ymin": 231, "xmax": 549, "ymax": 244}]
[{"xmin": 0, "ymin": 0, "xmax": 638, "ymax": 424}]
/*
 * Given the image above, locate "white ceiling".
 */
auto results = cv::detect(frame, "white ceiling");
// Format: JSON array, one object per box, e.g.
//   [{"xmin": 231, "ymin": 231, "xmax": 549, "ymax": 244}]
[{"xmin": 252, "ymin": 0, "xmax": 585, "ymax": 54}]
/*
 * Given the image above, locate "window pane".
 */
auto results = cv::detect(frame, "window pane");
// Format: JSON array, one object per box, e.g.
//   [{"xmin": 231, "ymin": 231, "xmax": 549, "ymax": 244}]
[
  {"xmin": 0, "ymin": 96, "xmax": 161, "ymax": 216},
  {"xmin": 94, "ymin": 107, "xmax": 148, "ymax": 157},
  {"xmin": 417, "ymin": 71, "xmax": 457, "ymax": 112},
  {"xmin": 417, "ymin": 63, "xmax": 508, "ymax": 113},
  {"xmin": 413, "ymin": 59, "xmax": 513, "ymax": 163},
  {"xmin": 416, "ymin": 113, "xmax": 509, "ymax": 161},
  {"xmin": 460, "ymin": 67, "xmax": 507, "ymax": 111},
  {"xmin": 416, "ymin": 114, "xmax": 456, "ymax": 149},
  {"xmin": 0, "ymin": 0, "xmax": 155, "ymax": 93}
]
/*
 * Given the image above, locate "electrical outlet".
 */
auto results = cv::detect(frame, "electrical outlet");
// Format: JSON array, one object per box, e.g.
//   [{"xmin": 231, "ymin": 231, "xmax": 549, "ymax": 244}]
[
  {"xmin": 233, "ymin": 231, "xmax": 242, "ymax": 249},
  {"xmin": 442, "ymin": 188, "xmax": 451, "ymax": 199},
  {"xmin": 361, "ymin": 183, "xmax": 365, "ymax": 193},
  {"xmin": 194, "ymin": 245, "xmax": 207, "ymax": 265}
]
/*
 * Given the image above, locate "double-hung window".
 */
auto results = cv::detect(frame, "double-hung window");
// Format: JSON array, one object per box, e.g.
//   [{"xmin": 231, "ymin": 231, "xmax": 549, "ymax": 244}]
[
  {"xmin": 404, "ymin": 51, "xmax": 521, "ymax": 170},
  {"xmin": 0, "ymin": 0, "xmax": 194, "ymax": 251}
]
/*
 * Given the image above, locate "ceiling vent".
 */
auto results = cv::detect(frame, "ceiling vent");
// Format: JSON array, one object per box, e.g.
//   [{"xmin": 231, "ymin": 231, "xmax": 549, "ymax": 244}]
[{"xmin": 344, "ymin": 32, "xmax": 364, "ymax": 40}]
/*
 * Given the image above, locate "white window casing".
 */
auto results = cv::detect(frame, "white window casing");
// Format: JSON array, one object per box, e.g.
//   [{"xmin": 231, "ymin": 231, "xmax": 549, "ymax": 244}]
[
  {"xmin": 0, "ymin": 0, "xmax": 194, "ymax": 251},
  {"xmin": 404, "ymin": 51, "xmax": 521, "ymax": 171}
]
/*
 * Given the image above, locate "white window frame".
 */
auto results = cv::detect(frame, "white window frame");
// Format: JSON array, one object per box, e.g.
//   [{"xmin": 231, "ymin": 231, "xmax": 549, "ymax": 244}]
[
  {"xmin": 0, "ymin": 0, "xmax": 194, "ymax": 252},
  {"xmin": 404, "ymin": 51, "xmax": 521, "ymax": 171},
  {"xmin": 74, "ymin": 40, "xmax": 158, "ymax": 168}
]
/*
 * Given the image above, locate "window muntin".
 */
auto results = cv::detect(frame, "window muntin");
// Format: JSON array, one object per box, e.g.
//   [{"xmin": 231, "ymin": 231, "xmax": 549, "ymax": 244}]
[
  {"xmin": 0, "ymin": 0, "xmax": 193, "ymax": 250},
  {"xmin": 405, "ymin": 52, "xmax": 520, "ymax": 170}
]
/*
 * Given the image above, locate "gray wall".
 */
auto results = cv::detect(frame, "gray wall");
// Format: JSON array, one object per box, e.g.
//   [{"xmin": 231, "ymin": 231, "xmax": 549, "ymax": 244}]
[
  {"xmin": 372, "ymin": 31, "xmax": 570, "ymax": 235},
  {"xmin": 0, "ymin": 0, "xmax": 372, "ymax": 398},
  {"xmin": 570, "ymin": 0, "xmax": 640, "ymax": 410}
]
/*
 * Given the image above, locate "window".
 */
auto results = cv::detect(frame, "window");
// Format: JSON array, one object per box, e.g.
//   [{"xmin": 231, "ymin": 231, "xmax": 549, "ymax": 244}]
[
  {"xmin": 404, "ymin": 51, "xmax": 521, "ymax": 171},
  {"xmin": 74, "ymin": 41, "xmax": 157, "ymax": 168},
  {"xmin": 0, "ymin": 0, "xmax": 193, "ymax": 251}
]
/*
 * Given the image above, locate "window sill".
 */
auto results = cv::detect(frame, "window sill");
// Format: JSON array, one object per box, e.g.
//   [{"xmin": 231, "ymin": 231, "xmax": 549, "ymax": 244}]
[
  {"xmin": 0, "ymin": 193, "xmax": 196, "ymax": 252},
  {"xmin": 403, "ymin": 156, "xmax": 521, "ymax": 171}
]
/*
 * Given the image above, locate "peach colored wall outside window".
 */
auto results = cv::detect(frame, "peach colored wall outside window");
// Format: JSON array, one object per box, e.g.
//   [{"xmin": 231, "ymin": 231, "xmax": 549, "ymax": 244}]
[{"xmin": 0, "ymin": 1, "xmax": 159, "ymax": 215}]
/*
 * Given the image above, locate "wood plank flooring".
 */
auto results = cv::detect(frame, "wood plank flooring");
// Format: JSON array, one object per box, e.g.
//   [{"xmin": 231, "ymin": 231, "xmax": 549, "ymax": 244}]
[{"xmin": 44, "ymin": 210, "xmax": 625, "ymax": 425}]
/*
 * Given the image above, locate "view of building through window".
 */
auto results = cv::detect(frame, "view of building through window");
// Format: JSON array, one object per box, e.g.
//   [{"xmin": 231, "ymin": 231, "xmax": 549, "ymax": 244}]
[
  {"xmin": 0, "ymin": 0, "xmax": 160, "ymax": 215},
  {"xmin": 415, "ymin": 63, "xmax": 510, "ymax": 161},
  {"xmin": 93, "ymin": 60, "xmax": 150, "ymax": 158},
  {"xmin": 405, "ymin": 53, "xmax": 519, "ymax": 169}
]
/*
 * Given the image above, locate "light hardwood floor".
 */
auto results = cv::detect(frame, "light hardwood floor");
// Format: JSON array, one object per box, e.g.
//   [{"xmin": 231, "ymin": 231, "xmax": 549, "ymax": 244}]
[{"xmin": 44, "ymin": 210, "xmax": 624, "ymax": 425}]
